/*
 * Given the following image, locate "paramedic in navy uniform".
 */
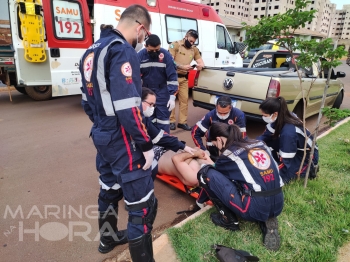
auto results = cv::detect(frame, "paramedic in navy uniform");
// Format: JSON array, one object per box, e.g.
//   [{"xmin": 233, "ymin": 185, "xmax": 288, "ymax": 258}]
[
  {"xmin": 257, "ymin": 96, "xmax": 319, "ymax": 184},
  {"xmin": 79, "ymin": 5, "xmax": 158, "ymax": 261},
  {"xmin": 197, "ymin": 122, "xmax": 284, "ymax": 251},
  {"xmin": 138, "ymin": 34, "xmax": 178, "ymax": 133},
  {"xmin": 191, "ymin": 95, "xmax": 246, "ymax": 161}
]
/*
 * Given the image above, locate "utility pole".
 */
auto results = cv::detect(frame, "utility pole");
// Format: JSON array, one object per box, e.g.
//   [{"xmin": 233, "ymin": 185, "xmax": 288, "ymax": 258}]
[{"xmin": 265, "ymin": 0, "xmax": 269, "ymax": 17}]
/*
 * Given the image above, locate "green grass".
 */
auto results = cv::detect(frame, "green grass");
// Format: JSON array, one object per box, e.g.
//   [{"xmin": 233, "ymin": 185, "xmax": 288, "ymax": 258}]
[{"xmin": 167, "ymin": 121, "xmax": 350, "ymax": 262}]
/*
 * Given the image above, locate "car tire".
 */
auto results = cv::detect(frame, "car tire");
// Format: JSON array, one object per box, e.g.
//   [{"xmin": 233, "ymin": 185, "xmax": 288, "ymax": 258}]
[
  {"xmin": 293, "ymin": 100, "xmax": 304, "ymax": 120},
  {"xmin": 332, "ymin": 91, "xmax": 343, "ymax": 109},
  {"xmin": 25, "ymin": 86, "xmax": 52, "ymax": 101}
]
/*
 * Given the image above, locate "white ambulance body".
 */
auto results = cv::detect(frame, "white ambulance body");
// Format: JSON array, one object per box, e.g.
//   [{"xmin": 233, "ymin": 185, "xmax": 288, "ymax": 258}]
[{"xmin": 3, "ymin": 0, "xmax": 242, "ymax": 100}]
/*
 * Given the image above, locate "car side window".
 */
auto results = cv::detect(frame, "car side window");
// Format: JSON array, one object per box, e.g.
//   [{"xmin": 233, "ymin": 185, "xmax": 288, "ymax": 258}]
[
  {"xmin": 165, "ymin": 16, "xmax": 198, "ymax": 44},
  {"xmin": 216, "ymin": 25, "xmax": 235, "ymax": 54}
]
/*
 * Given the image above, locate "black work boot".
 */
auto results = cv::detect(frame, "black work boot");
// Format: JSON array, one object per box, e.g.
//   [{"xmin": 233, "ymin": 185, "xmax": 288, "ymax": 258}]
[
  {"xmin": 209, "ymin": 196, "xmax": 240, "ymax": 231},
  {"xmin": 259, "ymin": 217, "xmax": 281, "ymax": 251},
  {"xmin": 129, "ymin": 233, "xmax": 154, "ymax": 262},
  {"xmin": 98, "ymin": 210, "xmax": 128, "ymax": 254}
]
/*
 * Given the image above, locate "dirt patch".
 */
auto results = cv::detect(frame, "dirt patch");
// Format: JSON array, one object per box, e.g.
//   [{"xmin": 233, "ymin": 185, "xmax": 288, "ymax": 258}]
[{"xmin": 337, "ymin": 242, "xmax": 350, "ymax": 262}]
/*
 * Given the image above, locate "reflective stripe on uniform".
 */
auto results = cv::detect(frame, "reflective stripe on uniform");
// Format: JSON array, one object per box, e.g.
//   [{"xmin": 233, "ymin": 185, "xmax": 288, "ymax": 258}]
[
  {"xmin": 206, "ymin": 142, "xmax": 213, "ymax": 146},
  {"xmin": 167, "ymin": 81, "xmax": 178, "ymax": 85},
  {"xmin": 97, "ymin": 39, "xmax": 124, "ymax": 116},
  {"xmin": 266, "ymin": 123, "xmax": 275, "ymax": 133},
  {"xmin": 124, "ymin": 189, "xmax": 154, "ymax": 205},
  {"xmin": 99, "ymin": 178, "xmax": 121, "ymax": 190},
  {"xmin": 140, "ymin": 62, "xmax": 166, "ymax": 68},
  {"xmin": 152, "ymin": 129, "xmax": 164, "ymax": 144},
  {"xmin": 295, "ymin": 126, "xmax": 318, "ymax": 150},
  {"xmin": 240, "ymin": 127, "xmax": 247, "ymax": 132},
  {"xmin": 263, "ymin": 145, "xmax": 284, "ymax": 187},
  {"xmin": 113, "ymin": 97, "xmax": 141, "ymax": 111},
  {"xmin": 82, "ymin": 93, "xmax": 87, "ymax": 101},
  {"xmin": 153, "ymin": 118, "xmax": 170, "ymax": 125},
  {"xmin": 223, "ymin": 149, "xmax": 262, "ymax": 192},
  {"xmin": 279, "ymin": 150, "xmax": 296, "ymax": 158},
  {"xmin": 196, "ymin": 121, "xmax": 207, "ymax": 133}
]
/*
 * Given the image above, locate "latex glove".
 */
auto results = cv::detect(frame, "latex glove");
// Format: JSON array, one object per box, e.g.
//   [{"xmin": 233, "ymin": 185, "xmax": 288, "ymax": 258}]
[
  {"xmin": 167, "ymin": 95, "xmax": 176, "ymax": 111},
  {"xmin": 183, "ymin": 146, "xmax": 195, "ymax": 155},
  {"xmin": 142, "ymin": 149, "xmax": 154, "ymax": 170}
]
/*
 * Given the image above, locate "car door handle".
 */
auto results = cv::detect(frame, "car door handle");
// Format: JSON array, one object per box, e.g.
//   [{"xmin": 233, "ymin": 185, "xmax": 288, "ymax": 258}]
[
  {"xmin": 226, "ymin": 72, "xmax": 235, "ymax": 77},
  {"xmin": 215, "ymin": 52, "xmax": 219, "ymax": 58}
]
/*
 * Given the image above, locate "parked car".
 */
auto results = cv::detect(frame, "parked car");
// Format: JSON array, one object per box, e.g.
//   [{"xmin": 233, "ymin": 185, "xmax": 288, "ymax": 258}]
[{"xmin": 192, "ymin": 50, "xmax": 345, "ymax": 121}]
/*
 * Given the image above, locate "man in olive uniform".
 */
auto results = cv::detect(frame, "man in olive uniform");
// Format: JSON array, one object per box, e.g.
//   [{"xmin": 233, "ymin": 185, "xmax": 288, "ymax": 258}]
[{"xmin": 168, "ymin": 29, "xmax": 204, "ymax": 131}]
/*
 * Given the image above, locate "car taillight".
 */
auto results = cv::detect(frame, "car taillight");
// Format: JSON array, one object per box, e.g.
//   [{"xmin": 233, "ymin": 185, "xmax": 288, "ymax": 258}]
[
  {"xmin": 194, "ymin": 70, "xmax": 200, "ymax": 87},
  {"xmin": 267, "ymin": 79, "xmax": 280, "ymax": 97}
]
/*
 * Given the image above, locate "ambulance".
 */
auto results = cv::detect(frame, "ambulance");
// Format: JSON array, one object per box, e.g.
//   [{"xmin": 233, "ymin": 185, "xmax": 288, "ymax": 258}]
[{"xmin": 2, "ymin": 0, "xmax": 243, "ymax": 101}]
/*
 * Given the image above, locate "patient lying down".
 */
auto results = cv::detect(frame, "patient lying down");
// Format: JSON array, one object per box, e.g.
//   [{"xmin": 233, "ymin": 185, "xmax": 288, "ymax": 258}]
[{"xmin": 153, "ymin": 146, "xmax": 214, "ymax": 187}]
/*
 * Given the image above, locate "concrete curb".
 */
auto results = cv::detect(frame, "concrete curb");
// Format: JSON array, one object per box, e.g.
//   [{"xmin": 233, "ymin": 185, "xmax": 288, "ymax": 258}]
[
  {"xmin": 153, "ymin": 205, "xmax": 212, "ymax": 261},
  {"xmin": 316, "ymin": 116, "xmax": 350, "ymax": 140}
]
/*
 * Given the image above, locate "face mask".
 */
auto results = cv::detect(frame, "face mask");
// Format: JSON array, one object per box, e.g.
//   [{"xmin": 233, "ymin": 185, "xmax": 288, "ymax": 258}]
[
  {"xmin": 262, "ymin": 114, "xmax": 276, "ymax": 124},
  {"xmin": 184, "ymin": 39, "xmax": 192, "ymax": 49},
  {"xmin": 217, "ymin": 112, "xmax": 230, "ymax": 120},
  {"xmin": 133, "ymin": 30, "xmax": 145, "ymax": 52},
  {"xmin": 143, "ymin": 106, "xmax": 154, "ymax": 117},
  {"xmin": 148, "ymin": 51, "xmax": 160, "ymax": 59}
]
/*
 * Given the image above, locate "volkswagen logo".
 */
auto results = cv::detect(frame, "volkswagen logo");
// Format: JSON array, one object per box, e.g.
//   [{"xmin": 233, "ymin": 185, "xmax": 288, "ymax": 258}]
[{"xmin": 223, "ymin": 78, "xmax": 233, "ymax": 90}]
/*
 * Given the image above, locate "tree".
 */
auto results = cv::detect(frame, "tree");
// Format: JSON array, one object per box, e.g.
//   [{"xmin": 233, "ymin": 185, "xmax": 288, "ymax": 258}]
[{"xmin": 243, "ymin": 0, "xmax": 347, "ymax": 187}]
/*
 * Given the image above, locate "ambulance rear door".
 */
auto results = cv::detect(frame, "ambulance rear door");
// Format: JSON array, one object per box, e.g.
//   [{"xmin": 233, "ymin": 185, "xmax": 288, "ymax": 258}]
[{"xmin": 42, "ymin": 0, "xmax": 92, "ymax": 97}]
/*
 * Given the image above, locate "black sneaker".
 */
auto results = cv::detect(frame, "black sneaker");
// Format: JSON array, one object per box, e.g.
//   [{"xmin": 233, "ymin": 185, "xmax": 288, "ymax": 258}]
[
  {"xmin": 177, "ymin": 123, "xmax": 192, "ymax": 131},
  {"xmin": 170, "ymin": 123, "xmax": 176, "ymax": 130},
  {"xmin": 98, "ymin": 229, "xmax": 128, "ymax": 253},
  {"xmin": 210, "ymin": 213, "xmax": 240, "ymax": 231},
  {"xmin": 259, "ymin": 217, "xmax": 281, "ymax": 251}
]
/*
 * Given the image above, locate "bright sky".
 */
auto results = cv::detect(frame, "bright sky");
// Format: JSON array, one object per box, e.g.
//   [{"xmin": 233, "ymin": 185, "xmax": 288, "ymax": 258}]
[{"xmin": 330, "ymin": 0, "xmax": 347, "ymax": 9}]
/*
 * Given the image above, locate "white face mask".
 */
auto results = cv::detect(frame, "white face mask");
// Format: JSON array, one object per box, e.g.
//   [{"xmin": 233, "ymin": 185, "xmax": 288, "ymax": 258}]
[
  {"xmin": 143, "ymin": 106, "xmax": 154, "ymax": 117},
  {"xmin": 134, "ymin": 30, "xmax": 145, "ymax": 52},
  {"xmin": 217, "ymin": 112, "xmax": 230, "ymax": 120},
  {"xmin": 262, "ymin": 114, "xmax": 276, "ymax": 124}
]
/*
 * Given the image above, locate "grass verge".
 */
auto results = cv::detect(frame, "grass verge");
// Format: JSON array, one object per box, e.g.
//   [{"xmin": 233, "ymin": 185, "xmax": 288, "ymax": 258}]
[{"xmin": 167, "ymin": 121, "xmax": 350, "ymax": 262}]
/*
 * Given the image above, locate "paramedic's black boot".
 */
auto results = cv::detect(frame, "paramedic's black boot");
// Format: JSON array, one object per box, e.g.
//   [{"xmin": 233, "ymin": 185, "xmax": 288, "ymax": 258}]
[
  {"xmin": 259, "ymin": 217, "xmax": 280, "ymax": 251},
  {"xmin": 129, "ymin": 233, "xmax": 154, "ymax": 262},
  {"xmin": 209, "ymin": 198, "xmax": 240, "ymax": 232},
  {"xmin": 98, "ymin": 210, "xmax": 128, "ymax": 254}
]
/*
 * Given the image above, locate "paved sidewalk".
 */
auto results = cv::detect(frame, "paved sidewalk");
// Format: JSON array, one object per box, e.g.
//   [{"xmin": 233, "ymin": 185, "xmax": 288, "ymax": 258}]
[{"xmin": 153, "ymin": 205, "xmax": 212, "ymax": 262}]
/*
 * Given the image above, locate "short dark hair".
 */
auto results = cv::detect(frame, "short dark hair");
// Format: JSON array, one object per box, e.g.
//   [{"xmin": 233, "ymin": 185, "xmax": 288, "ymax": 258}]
[
  {"xmin": 146, "ymin": 34, "xmax": 161, "ymax": 47},
  {"xmin": 142, "ymin": 87, "xmax": 156, "ymax": 101},
  {"xmin": 186, "ymin": 29, "xmax": 198, "ymax": 39},
  {"xmin": 120, "ymin": 5, "xmax": 151, "ymax": 28},
  {"xmin": 216, "ymin": 95, "xmax": 232, "ymax": 108}
]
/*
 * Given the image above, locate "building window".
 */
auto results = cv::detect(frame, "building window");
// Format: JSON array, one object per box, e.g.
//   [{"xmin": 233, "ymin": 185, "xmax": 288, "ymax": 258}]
[
  {"xmin": 216, "ymin": 2, "xmax": 219, "ymax": 5},
  {"xmin": 261, "ymin": 15, "xmax": 264, "ymax": 18},
  {"xmin": 254, "ymin": 7, "xmax": 258, "ymax": 11},
  {"xmin": 261, "ymin": 7, "xmax": 265, "ymax": 10},
  {"xmin": 255, "ymin": 0, "xmax": 259, "ymax": 3},
  {"xmin": 254, "ymin": 15, "xmax": 258, "ymax": 18},
  {"xmin": 238, "ymin": 12, "xmax": 240, "ymax": 15},
  {"xmin": 274, "ymin": 5, "xmax": 279, "ymax": 9}
]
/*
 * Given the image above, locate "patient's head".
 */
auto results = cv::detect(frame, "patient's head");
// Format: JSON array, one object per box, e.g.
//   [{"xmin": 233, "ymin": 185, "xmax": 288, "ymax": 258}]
[{"xmin": 142, "ymin": 87, "xmax": 156, "ymax": 117}]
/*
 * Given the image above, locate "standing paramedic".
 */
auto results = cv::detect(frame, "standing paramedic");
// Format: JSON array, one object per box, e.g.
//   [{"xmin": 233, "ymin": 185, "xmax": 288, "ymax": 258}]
[
  {"xmin": 79, "ymin": 5, "xmax": 157, "ymax": 261},
  {"xmin": 191, "ymin": 95, "xmax": 246, "ymax": 161},
  {"xmin": 168, "ymin": 29, "xmax": 205, "ymax": 131},
  {"xmin": 138, "ymin": 34, "xmax": 178, "ymax": 133}
]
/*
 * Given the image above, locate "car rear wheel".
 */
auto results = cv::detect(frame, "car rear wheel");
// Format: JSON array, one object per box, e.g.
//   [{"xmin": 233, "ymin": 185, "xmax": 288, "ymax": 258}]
[
  {"xmin": 25, "ymin": 86, "xmax": 52, "ymax": 101},
  {"xmin": 293, "ymin": 100, "xmax": 304, "ymax": 120},
  {"xmin": 332, "ymin": 91, "xmax": 343, "ymax": 109}
]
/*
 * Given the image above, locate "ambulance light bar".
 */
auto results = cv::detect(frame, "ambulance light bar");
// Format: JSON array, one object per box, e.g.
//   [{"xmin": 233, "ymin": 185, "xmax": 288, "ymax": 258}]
[{"xmin": 147, "ymin": 0, "xmax": 157, "ymax": 7}]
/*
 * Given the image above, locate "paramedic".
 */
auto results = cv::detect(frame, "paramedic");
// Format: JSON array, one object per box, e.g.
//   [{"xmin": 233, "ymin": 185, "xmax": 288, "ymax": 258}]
[
  {"xmin": 191, "ymin": 95, "xmax": 246, "ymax": 161},
  {"xmin": 257, "ymin": 96, "xmax": 319, "ymax": 184},
  {"xmin": 168, "ymin": 29, "xmax": 205, "ymax": 131},
  {"xmin": 138, "ymin": 34, "xmax": 178, "ymax": 133},
  {"xmin": 197, "ymin": 122, "xmax": 284, "ymax": 251},
  {"xmin": 79, "ymin": 5, "xmax": 157, "ymax": 261}
]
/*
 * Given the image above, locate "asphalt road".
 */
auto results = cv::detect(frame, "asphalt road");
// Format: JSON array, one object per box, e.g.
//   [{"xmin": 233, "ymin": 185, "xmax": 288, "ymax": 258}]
[{"xmin": 0, "ymin": 61, "xmax": 349, "ymax": 262}]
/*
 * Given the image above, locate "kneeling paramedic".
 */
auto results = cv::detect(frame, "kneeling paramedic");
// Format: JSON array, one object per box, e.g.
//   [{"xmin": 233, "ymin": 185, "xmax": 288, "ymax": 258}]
[
  {"xmin": 79, "ymin": 6, "xmax": 158, "ymax": 261},
  {"xmin": 197, "ymin": 122, "xmax": 284, "ymax": 251}
]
